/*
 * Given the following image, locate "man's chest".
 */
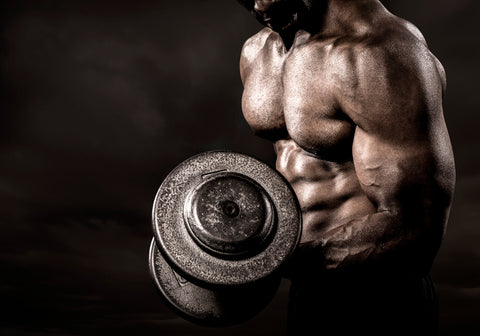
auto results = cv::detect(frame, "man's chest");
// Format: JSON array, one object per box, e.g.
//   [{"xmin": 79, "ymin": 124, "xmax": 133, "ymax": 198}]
[{"xmin": 241, "ymin": 36, "xmax": 354, "ymax": 157}]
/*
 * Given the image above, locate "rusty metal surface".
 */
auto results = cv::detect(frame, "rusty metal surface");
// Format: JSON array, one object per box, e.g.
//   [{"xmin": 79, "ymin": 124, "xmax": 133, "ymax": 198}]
[
  {"xmin": 184, "ymin": 172, "xmax": 275, "ymax": 258},
  {"xmin": 151, "ymin": 151, "xmax": 301, "ymax": 286},
  {"xmin": 148, "ymin": 238, "xmax": 280, "ymax": 327}
]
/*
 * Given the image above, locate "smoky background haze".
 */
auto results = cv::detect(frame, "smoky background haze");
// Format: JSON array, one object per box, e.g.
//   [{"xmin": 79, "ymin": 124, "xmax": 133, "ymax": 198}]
[{"xmin": 0, "ymin": 0, "xmax": 478, "ymax": 335}]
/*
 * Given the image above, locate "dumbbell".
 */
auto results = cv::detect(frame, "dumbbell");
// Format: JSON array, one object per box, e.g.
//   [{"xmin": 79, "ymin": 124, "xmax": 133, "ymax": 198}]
[{"xmin": 148, "ymin": 151, "xmax": 301, "ymax": 326}]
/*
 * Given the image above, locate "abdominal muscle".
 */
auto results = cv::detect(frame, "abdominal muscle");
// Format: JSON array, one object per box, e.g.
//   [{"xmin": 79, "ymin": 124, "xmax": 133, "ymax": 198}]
[{"xmin": 274, "ymin": 139, "xmax": 377, "ymax": 243}]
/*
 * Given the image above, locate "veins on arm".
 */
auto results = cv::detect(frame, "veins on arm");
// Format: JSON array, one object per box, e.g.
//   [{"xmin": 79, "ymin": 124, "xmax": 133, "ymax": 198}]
[{"xmin": 299, "ymin": 43, "xmax": 455, "ymax": 277}]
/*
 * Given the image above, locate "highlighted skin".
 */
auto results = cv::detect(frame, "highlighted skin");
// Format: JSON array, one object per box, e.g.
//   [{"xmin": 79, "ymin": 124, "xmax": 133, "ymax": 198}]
[{"xmin": 239, "ymin": 0, "xmax": 455, "ymax": 277}]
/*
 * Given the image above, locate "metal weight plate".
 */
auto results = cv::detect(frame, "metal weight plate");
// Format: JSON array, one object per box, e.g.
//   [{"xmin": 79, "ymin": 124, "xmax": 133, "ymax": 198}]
[
  {"xmin": 149, "ymin": 238, "xmax": 281, "ymax": 326},
  {"xmin": 183, "ymin": 172, "xmax": 276, "ymax": 258},
  {"xmin": 152, "ymin": 151, "xmax": 301, "ymax": 287}
]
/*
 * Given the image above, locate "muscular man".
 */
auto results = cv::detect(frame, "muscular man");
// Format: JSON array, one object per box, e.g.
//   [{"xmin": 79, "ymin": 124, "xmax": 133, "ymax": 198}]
[{"xmin": 236, "ymin": 0, "xmax": 455, "ymax": 334}]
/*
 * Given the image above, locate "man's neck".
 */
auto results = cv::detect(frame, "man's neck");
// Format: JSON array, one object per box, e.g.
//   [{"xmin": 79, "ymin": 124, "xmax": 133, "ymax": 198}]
[
  {"xmin": 298, "ymin": 0, "xmax": 382, "ymax": 36},
  {"xmin": 278, "ymin": 0, "xmax": 382, "ymax": 49}
]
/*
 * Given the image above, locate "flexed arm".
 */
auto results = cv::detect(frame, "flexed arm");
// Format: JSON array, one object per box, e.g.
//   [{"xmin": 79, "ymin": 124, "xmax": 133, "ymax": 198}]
[{"xmin": 287, "ymin": 41, "xmax": 455, "ymax": 278}]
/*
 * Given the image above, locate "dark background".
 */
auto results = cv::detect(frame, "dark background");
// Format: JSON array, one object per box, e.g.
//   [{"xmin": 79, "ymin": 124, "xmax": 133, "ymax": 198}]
[{"xmin": 0, "ymin": 0, "xmax": 478, "ymax": 335}]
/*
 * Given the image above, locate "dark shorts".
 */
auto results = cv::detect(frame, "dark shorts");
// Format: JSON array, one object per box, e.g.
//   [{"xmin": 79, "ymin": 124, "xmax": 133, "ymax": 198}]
[{"xmin": 287, "ymin": 273, "xmax": 438, "ymax": 336}]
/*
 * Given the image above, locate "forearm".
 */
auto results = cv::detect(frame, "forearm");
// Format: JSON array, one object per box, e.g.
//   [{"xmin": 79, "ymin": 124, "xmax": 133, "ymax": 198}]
[
  {"xmin": 322, "ymin": 211, "xmax": 411, "ymax": 268},
  {"xmin": 285, "ymin": 211, "xmax": 437, "ymax": 279}
]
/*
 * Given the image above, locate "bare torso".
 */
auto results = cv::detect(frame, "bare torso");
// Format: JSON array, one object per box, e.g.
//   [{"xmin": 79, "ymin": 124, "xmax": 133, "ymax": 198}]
[
  {"xmin": 242, "ymin": 27, "xmax": 376, "ymax": 242},
  {"xmin": 240, "ymin": 1, "xmax": 454, "ymax": 275}
]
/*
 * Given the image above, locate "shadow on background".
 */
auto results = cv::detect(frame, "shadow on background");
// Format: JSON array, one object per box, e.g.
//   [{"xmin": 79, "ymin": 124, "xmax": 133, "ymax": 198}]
[{"xmin": 0, "ymin": 1, "xmax": 478, "ymax": 335}]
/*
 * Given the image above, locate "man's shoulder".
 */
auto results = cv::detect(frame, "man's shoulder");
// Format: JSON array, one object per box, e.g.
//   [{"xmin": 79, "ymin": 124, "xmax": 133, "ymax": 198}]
[
  {"xmin": 327, "ymin": 17, "xmax": 445, "ymax": 93},
  {"xmin": 320, "ymin": 16, "xmax": 448, "ymax": 125},
  {"xmin": 240, "ymin": 28, "xmax": 276, "ymax": 82},
  {"xmin": 336, "ymin": 19, "xmax": 424, "ymax": 58},
  {"xmin": 244, "ymin": 27, "xmax": 275, "ymax": 45},
  {"xmin": 241, "ymin": 28, "xmax": 274, "ymax": 59}
]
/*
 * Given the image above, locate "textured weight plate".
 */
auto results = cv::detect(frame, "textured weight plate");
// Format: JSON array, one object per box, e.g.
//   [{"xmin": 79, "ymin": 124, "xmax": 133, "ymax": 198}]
[
  {"xmin": 183, "ymin": 171, "xmax": 276, "ymax": 258},
  {"xmin": 149, "ymin": 238, "xmax": 281, "ymax": 326},
  {"xmin": 152, "ymin": 151, "xmax": 301, "ymax": 286}
]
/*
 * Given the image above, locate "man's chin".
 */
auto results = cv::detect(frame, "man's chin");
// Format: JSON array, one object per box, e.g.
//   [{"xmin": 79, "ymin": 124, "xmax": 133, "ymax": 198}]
[{"xmin": 263, "ymin": 13, "xmax": 299, "ymax": 32}]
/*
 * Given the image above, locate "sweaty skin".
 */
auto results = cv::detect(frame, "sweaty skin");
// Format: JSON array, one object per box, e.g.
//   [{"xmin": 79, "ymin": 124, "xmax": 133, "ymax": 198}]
[{"xmin": 239, "ymin": 0, "xmax": 455, "ymax": 278}]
